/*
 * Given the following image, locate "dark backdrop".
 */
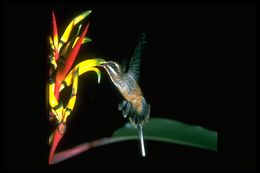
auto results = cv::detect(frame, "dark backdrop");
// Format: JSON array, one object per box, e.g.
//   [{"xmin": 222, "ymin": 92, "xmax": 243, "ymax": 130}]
[{"xmin": 4, "ymin": 1, "xmax": 256, "ymax": 171}]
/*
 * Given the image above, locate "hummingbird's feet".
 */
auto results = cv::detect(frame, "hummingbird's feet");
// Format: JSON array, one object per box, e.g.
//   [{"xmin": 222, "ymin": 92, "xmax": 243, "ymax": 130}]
[{"xmin": 118, "ymin": 100, "xmax": 131, "ymax": 118}]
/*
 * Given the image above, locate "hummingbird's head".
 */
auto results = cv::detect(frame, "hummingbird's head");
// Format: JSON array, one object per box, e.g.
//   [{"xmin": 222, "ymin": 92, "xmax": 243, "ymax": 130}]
[{"xmin": 102, "ymin": 61, "xmax": 121, "ymax": 77}]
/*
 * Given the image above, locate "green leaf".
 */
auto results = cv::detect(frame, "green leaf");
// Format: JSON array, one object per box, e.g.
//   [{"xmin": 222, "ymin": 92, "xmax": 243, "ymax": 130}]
[{"xmin": 112, "ymin": 118, "xmax": 217, "ymax": 151}]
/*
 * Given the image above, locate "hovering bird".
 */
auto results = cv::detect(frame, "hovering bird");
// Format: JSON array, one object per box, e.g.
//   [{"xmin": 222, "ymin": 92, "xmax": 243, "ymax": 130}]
[{"xmin": 102, "ymin": 33, "xmax": 150, "ymax": 157}]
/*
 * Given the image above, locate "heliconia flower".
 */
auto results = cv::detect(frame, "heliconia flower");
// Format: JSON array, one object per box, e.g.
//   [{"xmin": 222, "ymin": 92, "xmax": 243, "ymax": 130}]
[
  {"xmin": 52, "ymin": 12, "xmax": 59, "ymax": 61},
  {"xmin": 48, "ymin": 10, "xmax": 106, "ymax": 164},
  {"xmin": 49, "ymin": 123, "xmax": 65, "ymax": 164},
  {"xmin": 60, "ymin": 59, "xmax": 105, "ymax": 91},
  {"xmin": 59, "ymin": 11, "xmax": 92, "ymax": 46},
  {"xmin": 54, "ymin": 23, "xmax": 90, "ymax": 100},
  {"xmin": 49, "ymin": 82, "xmax": 58, "ymax": 108}
]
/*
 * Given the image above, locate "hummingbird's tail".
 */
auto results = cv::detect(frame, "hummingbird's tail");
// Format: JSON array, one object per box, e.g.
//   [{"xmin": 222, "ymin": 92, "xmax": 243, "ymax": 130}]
[{"xmin": 138, "ymin": 124, "xmax": 146, "ymax": 157}]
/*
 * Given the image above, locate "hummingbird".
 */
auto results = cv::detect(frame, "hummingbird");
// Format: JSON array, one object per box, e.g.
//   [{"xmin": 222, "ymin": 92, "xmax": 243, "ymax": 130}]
[{"xmin": 102, "ymin": 33, "xmax": 150, "ymax": 157}]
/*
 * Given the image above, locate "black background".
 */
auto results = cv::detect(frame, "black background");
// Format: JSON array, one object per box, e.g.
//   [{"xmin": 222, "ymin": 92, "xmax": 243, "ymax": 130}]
[{"xmin": 4, "ymin": 1, "xmax": 256, "ymax": 171}]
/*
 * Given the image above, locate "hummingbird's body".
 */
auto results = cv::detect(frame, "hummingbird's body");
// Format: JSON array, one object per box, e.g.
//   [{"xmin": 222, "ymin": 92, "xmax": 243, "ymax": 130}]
[
  {"xmin": 110, "ymin": 68, "xmax": 149, "ymax": 126},
  {"xmin": 102, "ymin": 33, "xmax": 150, "ymax": 156}
]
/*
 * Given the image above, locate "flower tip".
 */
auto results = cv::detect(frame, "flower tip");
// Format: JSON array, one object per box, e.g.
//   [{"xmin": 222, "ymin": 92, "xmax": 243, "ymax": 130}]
[
  {"xmin": 52, "ymin": 11, "xmax": 55, "ymax": 18},
  {"xmin": 84, "ymin": 10, "xmax": 92, "ymax": 16}
]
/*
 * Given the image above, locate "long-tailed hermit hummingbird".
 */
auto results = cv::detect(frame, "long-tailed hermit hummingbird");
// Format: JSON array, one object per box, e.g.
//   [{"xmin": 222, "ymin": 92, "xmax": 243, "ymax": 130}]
[{"xmin": 101, "ymin": 33, "xmax": 150, "ymax": 157}]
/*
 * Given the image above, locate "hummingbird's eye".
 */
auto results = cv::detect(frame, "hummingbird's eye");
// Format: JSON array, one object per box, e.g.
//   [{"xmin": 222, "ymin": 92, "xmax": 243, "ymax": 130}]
[
  {"xmin": 109, "ymin": 62, "xmax": 119, "ymax": 71},
  {"xmin": 105, "ymin": 62, "xmax": 120, "ymax": 75}
]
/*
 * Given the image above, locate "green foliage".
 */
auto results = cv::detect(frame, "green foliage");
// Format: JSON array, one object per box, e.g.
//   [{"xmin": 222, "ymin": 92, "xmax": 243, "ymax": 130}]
[{"xmin": 112, "ymin": 118, "xmax": 217, "ymax": 151}]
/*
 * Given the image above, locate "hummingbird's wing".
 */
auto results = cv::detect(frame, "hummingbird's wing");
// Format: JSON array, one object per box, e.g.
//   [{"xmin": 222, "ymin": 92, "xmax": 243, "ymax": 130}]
[
  {"xmin": 128, "ymin": 33, "xmax": 146, "ymax": 82},
  {"xmin": 121, "ymin": 58, "xmax": 127, "ymax": 73}
]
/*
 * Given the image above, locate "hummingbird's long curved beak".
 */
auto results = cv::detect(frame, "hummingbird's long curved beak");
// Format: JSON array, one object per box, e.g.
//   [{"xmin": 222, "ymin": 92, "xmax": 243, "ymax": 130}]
[{"xmin": 100, "ymin": 61, "xmax": 113, "ymax": 66}]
